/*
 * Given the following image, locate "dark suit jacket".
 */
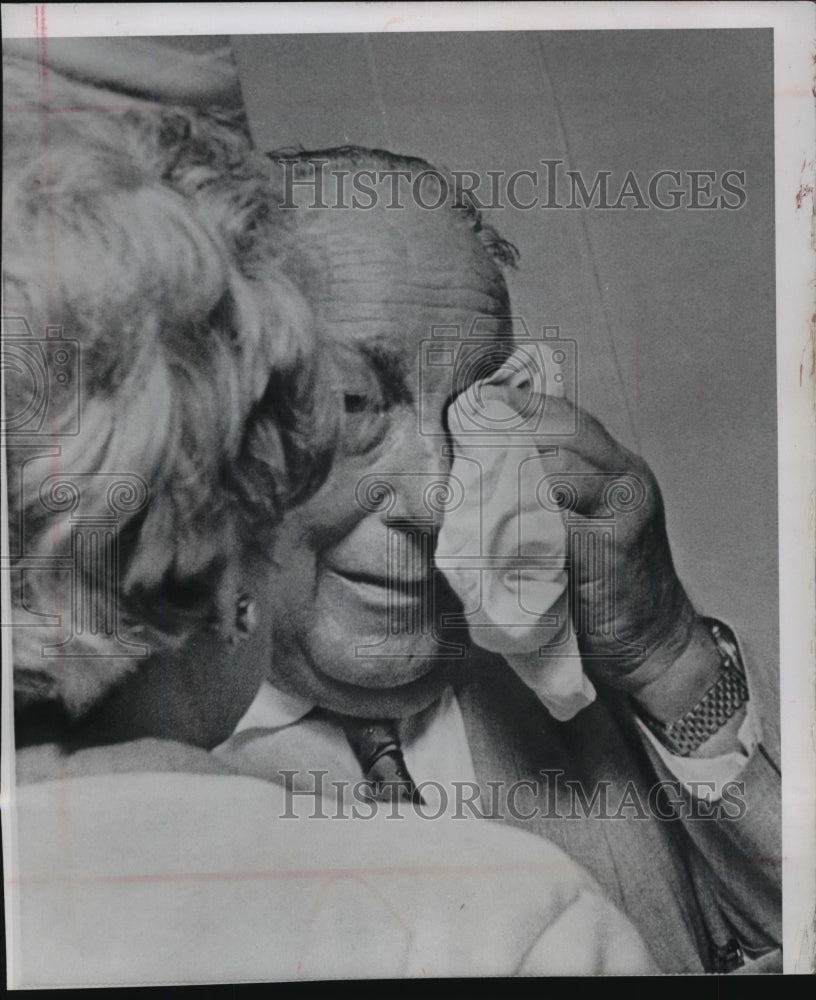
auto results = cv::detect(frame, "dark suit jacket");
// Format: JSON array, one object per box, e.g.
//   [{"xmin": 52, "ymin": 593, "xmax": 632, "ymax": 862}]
[{"xmin": 455, "ymin": 649, "xmax": 782, "ymax": 973}]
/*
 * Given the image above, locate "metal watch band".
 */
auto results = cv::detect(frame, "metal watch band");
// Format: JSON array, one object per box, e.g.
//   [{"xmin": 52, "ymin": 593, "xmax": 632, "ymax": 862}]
[{"xmin": 640, "ymin": 618, "xmax": 749, "ymax": 757}]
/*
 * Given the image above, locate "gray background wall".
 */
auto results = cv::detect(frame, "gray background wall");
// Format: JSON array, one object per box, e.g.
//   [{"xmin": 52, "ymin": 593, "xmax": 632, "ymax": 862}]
[
  {"xmin": 232, "ymin": 29, "xmax": 778, "ymax": 720},
  {"xmin": 29, "ymin": 30, "xmax": 772, "ymax": 715}
]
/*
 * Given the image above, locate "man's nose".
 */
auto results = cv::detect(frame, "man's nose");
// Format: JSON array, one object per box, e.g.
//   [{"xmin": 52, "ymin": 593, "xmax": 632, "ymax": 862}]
[{"xmin": 358, "ymin": 425, "xmax": 453, "ymax": 530}]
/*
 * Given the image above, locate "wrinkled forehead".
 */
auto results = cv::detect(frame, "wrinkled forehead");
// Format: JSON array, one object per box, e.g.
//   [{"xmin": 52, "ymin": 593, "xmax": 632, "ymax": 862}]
[{"xmin": 291, "ymin": 201, "xmax": 511, "ymax": 353}]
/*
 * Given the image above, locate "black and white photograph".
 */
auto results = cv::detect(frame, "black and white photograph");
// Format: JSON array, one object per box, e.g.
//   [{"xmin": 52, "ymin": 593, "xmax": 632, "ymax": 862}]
[{"xmin": 2, "ymin": 1, "xmax": 813, "ymax": 985}]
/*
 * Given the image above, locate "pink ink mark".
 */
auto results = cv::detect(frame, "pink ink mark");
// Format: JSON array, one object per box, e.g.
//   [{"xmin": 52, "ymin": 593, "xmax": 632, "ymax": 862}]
[
  {"xmin": 4, "ymin": 104, "xmax": 158, "ymax": 115},
  {"xmin": 795, "ymin": 159, "xmax": 814, "ymax": 210},
  {"xmin": 34, "ymin": 3, "xmax": 49, "ymax": 106},
  {"xmin": 795, "ymin": 183, "xmax": 814, "ymax": 210},
  {"xmin": 800, "ymin": 313, "xmax": 816, "ymax": 386}
]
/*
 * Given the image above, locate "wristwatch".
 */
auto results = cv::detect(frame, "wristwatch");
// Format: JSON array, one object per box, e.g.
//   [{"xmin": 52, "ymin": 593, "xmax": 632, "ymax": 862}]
[{"xmin": 639, "ymin": 618, "xmax": 749, "ymax": 757}]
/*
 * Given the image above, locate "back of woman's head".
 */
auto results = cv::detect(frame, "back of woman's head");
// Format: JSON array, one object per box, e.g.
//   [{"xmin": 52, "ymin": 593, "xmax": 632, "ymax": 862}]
[{"xmin": 4, "ymin": 61, "xmax": 335, "ymax": 723}]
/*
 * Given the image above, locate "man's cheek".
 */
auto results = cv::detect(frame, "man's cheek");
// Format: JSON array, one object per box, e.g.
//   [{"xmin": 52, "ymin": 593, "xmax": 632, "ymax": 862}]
[{"xmin": 293, "ymin": 487, "xmax": 366, "ymax": 550}]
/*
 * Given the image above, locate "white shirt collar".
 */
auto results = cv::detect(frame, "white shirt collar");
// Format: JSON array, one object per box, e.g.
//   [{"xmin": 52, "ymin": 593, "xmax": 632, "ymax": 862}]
[{"xmin": 231, "ymin": 680, "xmax": 314, "ymax": 732}]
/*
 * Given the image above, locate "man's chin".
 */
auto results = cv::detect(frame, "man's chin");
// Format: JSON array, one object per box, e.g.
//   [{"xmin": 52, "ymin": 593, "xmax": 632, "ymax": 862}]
[{"xmin": 298, "ymin": 647, "xmax": 457, "ymax": 719}]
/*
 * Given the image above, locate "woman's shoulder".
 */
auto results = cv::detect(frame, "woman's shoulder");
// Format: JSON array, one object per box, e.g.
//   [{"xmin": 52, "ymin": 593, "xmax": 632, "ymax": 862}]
[{"xmin": 15, "ymin": 738, "xmax": 236, "ymax": 786}]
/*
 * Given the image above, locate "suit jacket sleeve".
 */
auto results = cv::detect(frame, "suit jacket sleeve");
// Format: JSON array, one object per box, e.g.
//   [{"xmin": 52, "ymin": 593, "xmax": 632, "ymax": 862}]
[{"xmin": 636, "ymin": 635, "xmax": 782, "ymax": 962}]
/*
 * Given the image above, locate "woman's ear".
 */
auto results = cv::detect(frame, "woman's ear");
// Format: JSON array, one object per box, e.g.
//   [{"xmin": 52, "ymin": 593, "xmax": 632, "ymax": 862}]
[
  {"xmin": 209, "ymin": 528, "xmax": 259, "ymax": 649},
  {"xmin": 66, "ymin": 541, "xmax": 271, "ymax": 751}
]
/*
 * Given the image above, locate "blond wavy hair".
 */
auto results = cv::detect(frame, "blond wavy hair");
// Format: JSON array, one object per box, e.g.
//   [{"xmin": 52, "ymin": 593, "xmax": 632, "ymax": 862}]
[{"xmin": 3, "ymin": 58, "xmax": 335, "ymax": 722}]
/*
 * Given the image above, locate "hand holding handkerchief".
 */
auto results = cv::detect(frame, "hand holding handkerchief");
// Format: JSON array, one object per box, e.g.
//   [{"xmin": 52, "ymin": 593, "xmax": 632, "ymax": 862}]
[{"xmin": 436, "ymin": 346, "xmax": 596, "ymax": 721}]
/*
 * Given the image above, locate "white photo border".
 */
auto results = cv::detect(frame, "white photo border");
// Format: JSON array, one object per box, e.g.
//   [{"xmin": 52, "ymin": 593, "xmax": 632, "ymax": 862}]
[{"xmin": 2, "ymin": 0, "xmax": 814, "ymax": 977}]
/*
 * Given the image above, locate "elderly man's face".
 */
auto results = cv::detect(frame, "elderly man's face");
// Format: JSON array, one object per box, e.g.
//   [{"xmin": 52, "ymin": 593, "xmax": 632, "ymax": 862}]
[{"xmin": 260, "ymin": 202, "xmax": 509, "ymax": 717}]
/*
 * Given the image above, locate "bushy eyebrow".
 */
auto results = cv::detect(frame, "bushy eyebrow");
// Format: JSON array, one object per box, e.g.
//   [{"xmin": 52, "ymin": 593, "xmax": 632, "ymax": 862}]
[{"xmin": 358, "ymin": 342, "xmax": 413, "ymax": 406}]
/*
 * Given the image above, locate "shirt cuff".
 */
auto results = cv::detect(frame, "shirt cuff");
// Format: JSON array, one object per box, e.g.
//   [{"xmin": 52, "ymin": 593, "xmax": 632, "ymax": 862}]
[{"xmin": 635, "ymin": 704, "xmax": 759, "ymax": 803}]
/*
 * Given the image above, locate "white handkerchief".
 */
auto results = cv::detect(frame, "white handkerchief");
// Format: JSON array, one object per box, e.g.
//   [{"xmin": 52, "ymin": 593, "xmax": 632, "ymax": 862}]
[{"xmin": 436, "ymin": 349, "xmax": 596, "ymax": 721}]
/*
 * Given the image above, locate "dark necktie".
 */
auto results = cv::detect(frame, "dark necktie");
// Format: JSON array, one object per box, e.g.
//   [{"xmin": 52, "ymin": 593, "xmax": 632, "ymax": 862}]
[{"xmin": 338, "ymin": 716, "xmax": 424, "ymax": 805}]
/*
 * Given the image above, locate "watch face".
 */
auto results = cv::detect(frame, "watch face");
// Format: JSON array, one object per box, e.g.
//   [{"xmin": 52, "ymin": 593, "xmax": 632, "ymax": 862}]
[{"xmin": 706, "ymin": 619, "xmax": 747, "ymax": 678}]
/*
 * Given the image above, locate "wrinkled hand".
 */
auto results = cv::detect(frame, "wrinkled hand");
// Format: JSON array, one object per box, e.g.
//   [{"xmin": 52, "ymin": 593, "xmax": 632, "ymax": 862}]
[{"xmin": 480, "ymin": 384, "xmax": 699, "ymax": 694}]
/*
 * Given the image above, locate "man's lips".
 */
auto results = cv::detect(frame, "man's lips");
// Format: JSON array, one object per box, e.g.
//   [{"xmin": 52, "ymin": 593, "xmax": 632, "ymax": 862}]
[{"xmin": 322, "ymin": 566, "xmax": 432, "ymax": 601}]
